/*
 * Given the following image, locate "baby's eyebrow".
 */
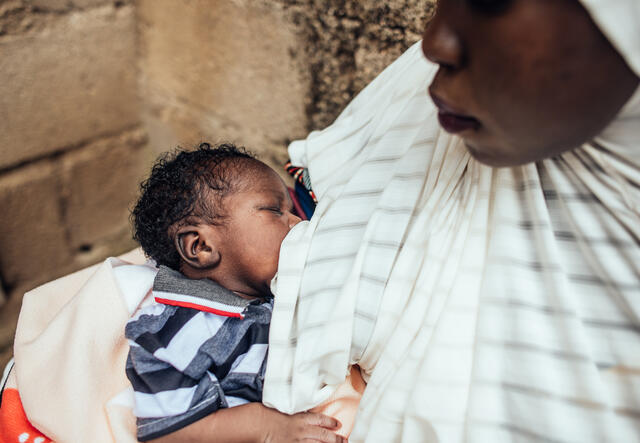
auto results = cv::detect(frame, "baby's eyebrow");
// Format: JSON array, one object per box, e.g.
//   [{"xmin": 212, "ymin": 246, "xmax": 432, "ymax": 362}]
[
  {"xmin": 254, "ymin": 191, "xmax": 286, "ymax": 207},
  {"xmin": 267, "ymin": 189, "xmax": 294, "ymax": 211},
  {"xmin": 272, "ymin": 192, "xmax": 286, "ymax": 205},
  {"xmin": 283, "ymin": 190, "xmax": 295, "ymax": 210}
]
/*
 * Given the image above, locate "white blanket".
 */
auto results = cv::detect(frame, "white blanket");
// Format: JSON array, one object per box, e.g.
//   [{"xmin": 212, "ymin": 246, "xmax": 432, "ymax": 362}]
[
  {"xmin": 12, "ymin": 250, "xmax": 154, "ymax": 442},
  {"xmin": 263, "ymin": 39, "xmax": 640, "ymax": 442}
]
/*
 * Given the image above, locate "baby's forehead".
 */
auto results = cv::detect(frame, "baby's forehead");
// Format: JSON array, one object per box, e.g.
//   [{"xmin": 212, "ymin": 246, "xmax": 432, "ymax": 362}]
[
  {"xmin": 229, "ymin": 159, "xmax": 280, "ymax": 187},
  {"xmin": 231, "ymin": 157, "xmax": 268, "ymax": 176},
  {"xmin": 206, "ymin": 156, "xmax": 262, "ymax": 190}
]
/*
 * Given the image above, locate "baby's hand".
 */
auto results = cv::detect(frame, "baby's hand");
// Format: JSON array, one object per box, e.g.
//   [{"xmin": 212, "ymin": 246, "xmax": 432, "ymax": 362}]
[{"xmin": 262, "ymin": 409, "xmax": 345, "ymax": 443}]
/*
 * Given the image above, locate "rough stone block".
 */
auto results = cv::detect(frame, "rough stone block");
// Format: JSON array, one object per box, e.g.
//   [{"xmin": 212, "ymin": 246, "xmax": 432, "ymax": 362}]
[
  {"xmin": 138, "ymin": 0, "xmax": 310, "ymax": 156},
  {"xmin": 29, "ymin": 0, "xmax": 122, "ymax": 12},
  {"xmin": 0, "ymin": 346, "xmax": 12, "ymax": 374},
  {"xmin": 0, "ymin": 4, "xmax": 139, "ymax": 169},
  {"xmin": 269, "ymin": 0, "xmax": 434, "ymax": 129},
  {"xmin": 0, "ymin": 160, "xmax": 73, "ymax": 289},
  {"xmin": 69, "ymin": 223, "xmax": 139, "ymax": 271},
  {"xmin": 0, "ymin": 285, "xmax": 27, "ymax": 360},
  {"xmin": 141, "ymin": 96, "xmax": 293, "ymax": 184},
  {"xmin": 61, "ymin": 128, "xmax": 148, "ymax": 250}
]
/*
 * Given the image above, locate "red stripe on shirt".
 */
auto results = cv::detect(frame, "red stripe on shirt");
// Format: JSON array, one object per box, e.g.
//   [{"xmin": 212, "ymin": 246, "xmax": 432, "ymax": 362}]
[{"xmin": 155, "ymin": 297, "xmax": 244, "ymax": 318}]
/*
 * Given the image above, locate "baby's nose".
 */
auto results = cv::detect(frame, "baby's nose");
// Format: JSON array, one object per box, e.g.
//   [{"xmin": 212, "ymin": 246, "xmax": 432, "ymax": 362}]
[{"xmin": 289, "ymin": 213, "xmax": 302, "ymax": 229}]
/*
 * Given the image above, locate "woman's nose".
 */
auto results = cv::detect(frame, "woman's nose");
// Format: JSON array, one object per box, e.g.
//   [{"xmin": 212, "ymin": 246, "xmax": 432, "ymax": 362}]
[{"xmin": 421, "ymin": 5, "xmax": 464, "ymax": 70}]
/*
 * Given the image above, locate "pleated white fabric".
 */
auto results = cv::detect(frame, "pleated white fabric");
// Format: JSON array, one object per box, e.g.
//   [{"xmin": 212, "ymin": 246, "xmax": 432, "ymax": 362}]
[{"xmin": 263, "ymin": 9, "xmax": 640, "ymax": 443}]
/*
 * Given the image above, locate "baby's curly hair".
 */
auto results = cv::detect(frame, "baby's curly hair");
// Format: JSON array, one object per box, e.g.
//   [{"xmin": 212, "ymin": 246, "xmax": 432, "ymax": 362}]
[{"xmin": 131, "ymin": 142, "xmax": 256, "ymax": 269}]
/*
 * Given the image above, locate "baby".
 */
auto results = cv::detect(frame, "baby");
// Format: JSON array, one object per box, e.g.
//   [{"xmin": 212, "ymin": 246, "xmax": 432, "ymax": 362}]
[{"xmin": 125, "ymin": 142, "xmax": 345, "ymax": 442}]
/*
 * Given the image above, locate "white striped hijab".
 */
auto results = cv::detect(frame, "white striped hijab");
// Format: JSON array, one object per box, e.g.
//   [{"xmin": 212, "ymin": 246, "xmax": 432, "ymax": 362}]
[{"xmin": 264, "ymin": 4, "xmax": 640, "ymax": 442}]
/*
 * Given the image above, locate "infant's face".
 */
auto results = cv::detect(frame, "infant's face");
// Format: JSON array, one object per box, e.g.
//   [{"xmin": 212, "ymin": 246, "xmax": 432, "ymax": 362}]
[{"xmin": 215, "ymin": 164, "xmax": 301, "ymax": 297}]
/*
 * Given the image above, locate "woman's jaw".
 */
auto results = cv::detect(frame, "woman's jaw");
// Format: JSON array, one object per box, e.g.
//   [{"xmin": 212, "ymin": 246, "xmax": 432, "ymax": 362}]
[
  {"xmin": 428, "ymin": 93, "xmax": 601, "ymax": 167},
  {"xmin": 428, "ymin": 86, "xmax": 536, "ymax": 167},
  {"xmin": 422, "ymin": 0, "xmax": 640, "ymax": 168}
]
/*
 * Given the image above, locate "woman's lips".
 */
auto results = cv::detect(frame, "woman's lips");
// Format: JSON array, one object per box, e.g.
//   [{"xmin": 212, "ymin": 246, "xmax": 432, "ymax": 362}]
[
  {"xmin": 430, "ymin": 92, "xmax": 480, "ymax": 134},
  {"xmin": 437, "ymin": 113, "xmax": 481, "ymax": 133}
]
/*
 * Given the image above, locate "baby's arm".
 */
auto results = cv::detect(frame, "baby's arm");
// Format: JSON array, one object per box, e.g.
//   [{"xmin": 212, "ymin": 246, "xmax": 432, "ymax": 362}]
[
  {"xmin": 150, "ymin": 402, "xmax": 345, "ymax": 443},
  {"xmin": 126, "ymin": 305, "xmax": 344, "ymax": 442}
]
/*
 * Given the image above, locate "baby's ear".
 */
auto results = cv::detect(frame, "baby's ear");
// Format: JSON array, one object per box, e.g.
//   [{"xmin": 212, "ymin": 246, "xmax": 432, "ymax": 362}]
[{"xmin": 174, "ymin": 224, "xmax": 221, "ymax": 269}]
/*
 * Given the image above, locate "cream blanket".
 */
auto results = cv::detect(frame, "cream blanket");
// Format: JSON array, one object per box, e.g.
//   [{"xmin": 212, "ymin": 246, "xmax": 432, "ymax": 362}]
[
  {"xmin": 263, "ymin": 40, "xmax": 640, "ymax": 443},
  {"xmin": 12, "ymin": 250, "xmax": 151, "ymax": 442}
]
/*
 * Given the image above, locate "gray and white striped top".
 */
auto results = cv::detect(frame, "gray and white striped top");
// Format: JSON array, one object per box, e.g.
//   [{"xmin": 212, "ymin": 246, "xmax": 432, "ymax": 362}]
[{"xmin": 126, "ymin": 266, "xmax": 272, "ymax": 441}]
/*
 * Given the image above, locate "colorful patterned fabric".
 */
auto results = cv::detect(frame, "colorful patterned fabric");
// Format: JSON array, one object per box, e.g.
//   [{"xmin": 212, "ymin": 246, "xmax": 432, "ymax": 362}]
[
  {"xmin": 285, "ymin": 161, "xmax": 317, "ymax": 219},
  {"xmin": 0, "ymin": 361, "xmax": 52, "ymax": 443}
]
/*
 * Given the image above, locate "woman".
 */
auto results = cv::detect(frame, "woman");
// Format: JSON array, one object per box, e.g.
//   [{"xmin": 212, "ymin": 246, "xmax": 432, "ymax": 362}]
[
  {"xmin": 6, "ymin": 0, "xmax": 639, "ymax": 441},
  {"xmin": 263, "ymin": 0, "xmax": 640, "ymax": 441}
]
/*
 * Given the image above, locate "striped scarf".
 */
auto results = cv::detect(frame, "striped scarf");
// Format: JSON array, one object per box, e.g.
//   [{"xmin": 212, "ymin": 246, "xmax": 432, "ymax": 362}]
[{"xmin": 264, "ymin": 37, "xmax": 640, "ymax": 442}]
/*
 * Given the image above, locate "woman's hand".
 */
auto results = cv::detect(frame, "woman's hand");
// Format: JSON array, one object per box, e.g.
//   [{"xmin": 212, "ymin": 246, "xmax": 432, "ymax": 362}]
[{"xmin": 261, "ymin": 407, "xmax": 345, "ymax": 443}]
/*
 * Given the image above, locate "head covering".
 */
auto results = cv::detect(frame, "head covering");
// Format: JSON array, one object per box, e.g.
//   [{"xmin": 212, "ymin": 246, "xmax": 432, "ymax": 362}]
[
  {"xmin": 581, "ymin": 0, "xmax": 640, "ymax": 171},
  {"xmin": 264, "ymin": 4, "xmax": 640, "ymax": 442},
  {"xmin": 579, "ymin": 0, "xmax": 640, "ymax": 76}
]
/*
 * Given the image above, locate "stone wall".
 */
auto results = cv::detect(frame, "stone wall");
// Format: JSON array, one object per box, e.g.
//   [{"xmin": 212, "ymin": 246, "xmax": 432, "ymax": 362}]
[
  {"xmin": 275, "ymin": 0, "xmax": 435, "ymax": 129},
  {"xmin": 137, "ymin": 0, "xmax": 312, "ymax": 175},
  {"xmin": 0, "ymin": 0, "xmax": 434, "ymax": 367},
  {"xmin": 139, "ymin": 0, "xmax": 435, "ymax": 169},
  {"xmin": 0, "ymin": 0, "xmax": 147, "ymax": 366}
]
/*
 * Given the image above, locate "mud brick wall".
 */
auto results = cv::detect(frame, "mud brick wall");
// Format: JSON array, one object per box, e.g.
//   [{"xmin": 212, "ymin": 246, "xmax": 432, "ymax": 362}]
[
  {"xmin": 0, "ymin": 0, "xmax": 435, "ymax": 367},
  {"xmin": 0, "ymin": 0, "xmax": 146, "ymax": 365},
  {"xmin": 139, "ymin": 0, "xmax": 435, "ymax": 170},
  {"xmin": 137, "ymin": 0, "xmax": 312, "ymax": 175},
  {"xmin": 275, "ymin": 0, "xmax": 435, "ymax": 129}
]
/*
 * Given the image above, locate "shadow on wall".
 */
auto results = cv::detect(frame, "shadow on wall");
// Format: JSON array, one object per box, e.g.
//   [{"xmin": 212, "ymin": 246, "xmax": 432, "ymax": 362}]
[{"xmin": 0, "ymin": 0, "xmax": 434, "ymax": 366}]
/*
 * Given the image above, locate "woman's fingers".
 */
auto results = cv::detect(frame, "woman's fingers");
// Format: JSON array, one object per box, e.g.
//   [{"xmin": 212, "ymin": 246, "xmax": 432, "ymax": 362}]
[
  {"xmin": 302, "ymin": 412, "xmax": 341, "ymax": 430},
  {"xmin": 301, "ymin": 426, "xmax": 346, "ymax": 443}
]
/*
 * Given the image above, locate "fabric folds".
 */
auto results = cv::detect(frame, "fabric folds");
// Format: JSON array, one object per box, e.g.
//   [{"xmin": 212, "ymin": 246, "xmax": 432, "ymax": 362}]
[{"xmin": 263, "ymin": 39, "xmax": 640, "ymax": 442}]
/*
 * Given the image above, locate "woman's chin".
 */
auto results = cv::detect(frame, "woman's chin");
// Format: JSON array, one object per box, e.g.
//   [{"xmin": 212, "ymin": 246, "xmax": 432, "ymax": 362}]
[{"xmin": 463, "ymin": 141, "xmax": 522, "ymax": 168}]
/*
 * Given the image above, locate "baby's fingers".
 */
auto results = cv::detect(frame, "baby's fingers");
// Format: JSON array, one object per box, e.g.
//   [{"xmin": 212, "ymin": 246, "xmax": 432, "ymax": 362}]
[{"xmin": 302, "ymin": 412, "xmax": 341, "ymax": 430}]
